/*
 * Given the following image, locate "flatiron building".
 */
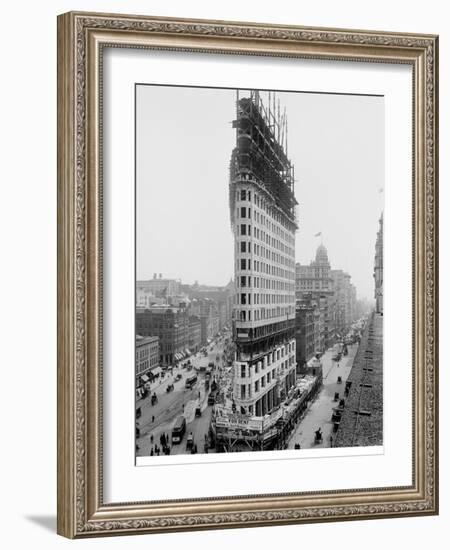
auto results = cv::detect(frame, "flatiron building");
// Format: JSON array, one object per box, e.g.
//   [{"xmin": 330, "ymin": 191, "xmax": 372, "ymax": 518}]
[{"xmin": 229, "ymin": 91, "xmax": 298, "ymax": 416}]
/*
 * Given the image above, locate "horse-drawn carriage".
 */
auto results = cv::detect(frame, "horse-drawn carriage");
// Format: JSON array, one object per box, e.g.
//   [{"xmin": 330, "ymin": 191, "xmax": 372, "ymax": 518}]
[
  {"xmin": 331, "ymin": 408, "xmax": 342, "ymax": 423},
  {"xmin": 314, "ymin": 428, "xmax": 323, "ymax": 444},
  {"xmin": 331, "ymin": 398, "xmax": 346, "ymax": 431},
  {"xmin": 186, "ymin": 433, "xmax": 195, "ymax": 451}
]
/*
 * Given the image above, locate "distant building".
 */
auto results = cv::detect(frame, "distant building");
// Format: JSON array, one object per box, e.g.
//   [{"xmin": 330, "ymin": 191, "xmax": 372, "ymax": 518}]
[
  {"xmin": 349, "ymin": 284, "xmax": 357, "ymax": 323},
  {"xmin": 296, "ymin": 243, "xmax": 359, "ymax": 346},
  {"xmin": 183, "ymin": 281, "xmax": 234, "ymax": 330},
  {"xmin": 355, "ymin": 297, "xmax": 373, "ymax": 318},
  {"xmin": 374, "ymin": 213, "xmax": 383, "ymax": 314},
  {"xmin": 217, "ymin": 301, "xmax": 228, "ymax": 332},
  {"xmin": 296, "ymin": 244, "xmax": 336, "ymax": 349},
  {"xmin": 296, "ymin": 244, "xmax": 333, "ymax": 295},
  {"xmin": 189, "ymin": 298, "xmax": 220, "ymax": 345},
  {"xmin": 330, "ymin": 269, "xmax": 356, "ymax": 336},
  {"xmin": 136, "ymin": 274, "xmax": 181, "ymax": 300},
  {"xmin": 136, "ymin": 306, "xmax": 189, "ymax": 366},
  {"xmin": 188, "ymin": 316, "xmax": 202, "ymax": 353},
  {"xmin": 136, "ymin": 289, "xmax": 166, "ymax": 308},
  {"xmin": 167, "ymin": 294, "xmax": 190, "ymax": 308},
  {"xmin": 135, "ymin": 335, "xmax": 159, "ymax": 386},
  {"xmin": 295, "ymin": 298, "xmax": 317, "ymax": 373}
]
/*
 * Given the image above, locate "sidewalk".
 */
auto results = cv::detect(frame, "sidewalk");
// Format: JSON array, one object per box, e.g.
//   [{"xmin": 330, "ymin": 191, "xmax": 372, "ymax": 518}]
[{"xmin": 287, "ymin": 343, "xmax": 358, "ymax": 449}]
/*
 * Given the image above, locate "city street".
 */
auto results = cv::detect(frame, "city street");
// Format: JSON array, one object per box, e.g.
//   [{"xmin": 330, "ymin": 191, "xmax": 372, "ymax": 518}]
[
  {"xmin": 136, "ymin": 331, "xmax": 231, "ymax": 456},
  {"xmin": 287, "ymin": 342, "xmax": 359, "ymax": 449}
]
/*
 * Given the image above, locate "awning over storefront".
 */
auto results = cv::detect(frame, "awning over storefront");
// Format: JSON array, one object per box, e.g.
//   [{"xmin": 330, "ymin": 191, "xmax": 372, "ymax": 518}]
[
  {"xmin": 140, "ymin": 374, "xmax": 150, "ymax": 383},
  {"xmin": 152, "ymin": 367, "xmax": 162, "ymax": 376},
  {"xmin": 174, "ymin": 353, "xmax": 182, "ymax": 361}
]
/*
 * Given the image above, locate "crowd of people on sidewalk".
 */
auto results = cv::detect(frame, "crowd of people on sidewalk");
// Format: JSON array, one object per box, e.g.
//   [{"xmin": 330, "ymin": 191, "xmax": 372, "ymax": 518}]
[{"xmin": 148, "ymin": 431, "xmax": 171, "ymax": 455}]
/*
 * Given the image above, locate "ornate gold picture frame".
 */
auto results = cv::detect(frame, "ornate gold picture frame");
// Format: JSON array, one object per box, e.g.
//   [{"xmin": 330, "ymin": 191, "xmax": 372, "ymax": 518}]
[{"xmin": 57, "ymin": 11, "xmax": 438, "ymax": 538}]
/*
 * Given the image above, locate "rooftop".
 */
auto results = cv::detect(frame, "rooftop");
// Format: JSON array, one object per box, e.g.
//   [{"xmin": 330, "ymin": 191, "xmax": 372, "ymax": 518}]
[
  {"xmin": 334, "ymin": 312, "xmax": 383, "ymax": 447},
  {"xmin": 136, "ymin": 335, "xmax": 159, "ymax": 346}
]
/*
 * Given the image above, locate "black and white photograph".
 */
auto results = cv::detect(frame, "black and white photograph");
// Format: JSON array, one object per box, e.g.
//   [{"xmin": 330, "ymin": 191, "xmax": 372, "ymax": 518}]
[
  {"xmin": 135, "ymin": 84, "xmax": 384, "ymax": 459},
  {"xmin": 1, "ymin": 0, "xmax": 441, "ymax": 544}
]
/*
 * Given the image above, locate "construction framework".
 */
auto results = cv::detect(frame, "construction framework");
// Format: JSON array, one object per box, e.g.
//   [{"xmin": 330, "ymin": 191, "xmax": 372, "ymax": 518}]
[{"xmin": 230, "ymin": 90, "xmax": 297, "ymax": 225}]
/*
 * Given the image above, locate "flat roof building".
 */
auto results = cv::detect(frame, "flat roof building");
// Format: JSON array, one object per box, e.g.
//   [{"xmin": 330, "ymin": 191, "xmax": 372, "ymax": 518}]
[
  {"xmin": 136, "ymin": 306, "xmax": 189, "ymax": 366},
  {"xmin": 135, "ymin": 335, "xmax": 160, "ymax": 385}
]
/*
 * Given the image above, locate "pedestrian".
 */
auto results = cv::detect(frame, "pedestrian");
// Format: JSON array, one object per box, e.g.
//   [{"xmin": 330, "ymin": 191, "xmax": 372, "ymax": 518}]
[
  {"xmin": 150, "ymin": 448, "xmax": 154, "ymax": 456},
  {"xmin": 152, "ymin": 415, "xmax": 155, "ymax": 423},
  {"xmin": 150, "ymin": 434, "xmax": 154, "ymax": 443}
]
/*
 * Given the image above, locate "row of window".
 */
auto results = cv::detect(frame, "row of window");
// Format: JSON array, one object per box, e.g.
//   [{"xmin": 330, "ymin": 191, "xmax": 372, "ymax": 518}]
[
  {"xmin": 236, "ymin": 206, "xmax": 295, "ymax": 251},
  {"xmin": 136, "ymin": 355, "xmax": 159, "ymax": 375},
  {"xmin": 239, "ymin": 343, "xmax": 295, "ymax": 375},
  {"xmin": 239, "ymin": 223, "xmax": 294, "ymax": 255},
  {"xmin": 239, "ymin": 292, "xmax": 294, "ymax": 306},
  {"xmin": 137, "ymin": 321, "xmax": 185, "ymax": 329},
  {"xmin": 239, "ymin": 240, "xmax": 294, "ymax": 268},
  {"xmin": 237, "ymin": 306, "xmax": 294, "ymax": 322},
  {"xmin": 236, "ymin": 188, "xmax": 295, "ymax": 237},
  {"xmin": 297, "ymin": 280, "xmax": 330, "ymax": 289},
  {"xmin": 237, "ymin": 257, "xmax": 294, "ymax": 280},
  {"xmin": 238, "ymin": 359, "xmax": 296, "ymax": 400},
  {"xmin": 136, "ymin": 330, "xmax": 188, "ymax": 341},
  {"xmin": 136, "ymin": 345, "xmax": 159, "ymax": 360},
  {"xmin": 238, "ymin": 275, "xmax": 295, "ymax": 293}
]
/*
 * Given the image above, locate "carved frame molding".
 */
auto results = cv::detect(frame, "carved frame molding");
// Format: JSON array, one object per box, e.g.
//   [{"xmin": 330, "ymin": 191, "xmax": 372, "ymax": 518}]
[{"xmin": 57, "ymin": 12, "xmax": 438, "ymax": 538}]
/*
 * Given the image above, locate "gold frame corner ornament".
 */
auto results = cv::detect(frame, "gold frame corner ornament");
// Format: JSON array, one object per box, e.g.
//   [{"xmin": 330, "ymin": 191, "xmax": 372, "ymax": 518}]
[{"xmin": 57, "ymin": 11, "xmax": 439, "ymax": 539}]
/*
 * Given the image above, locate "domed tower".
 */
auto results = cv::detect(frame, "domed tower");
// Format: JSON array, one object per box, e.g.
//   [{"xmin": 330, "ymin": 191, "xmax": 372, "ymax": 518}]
[
  {"xmin": 296, "ymin": 241, "xmax": 335, "ymax": 354},
  {"xmin": 315, "ymin": 243, "xmax": 330, "ymax": 267},
  {"xmin": 311, "ymin": 243, "xmax": 331, "ymax": 289}
]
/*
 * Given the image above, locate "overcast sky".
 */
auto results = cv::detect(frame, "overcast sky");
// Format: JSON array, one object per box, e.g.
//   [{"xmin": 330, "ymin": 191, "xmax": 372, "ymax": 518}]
[{"xmin": 136, "ymin": 85, "xmax": 384, "ymax": 301}]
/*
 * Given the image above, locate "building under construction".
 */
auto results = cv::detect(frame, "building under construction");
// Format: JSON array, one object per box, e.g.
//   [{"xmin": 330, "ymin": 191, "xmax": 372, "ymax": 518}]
[{"xmin": 227, "ymin": 90, "xmax": 298, "ymax": 426}]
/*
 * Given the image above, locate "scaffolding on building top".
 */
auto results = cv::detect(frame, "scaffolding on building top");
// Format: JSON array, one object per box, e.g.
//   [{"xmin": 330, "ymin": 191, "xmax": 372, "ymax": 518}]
[{"xmin": 229, "ymin": 89, "xmax": 298, "ymax": 226}]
